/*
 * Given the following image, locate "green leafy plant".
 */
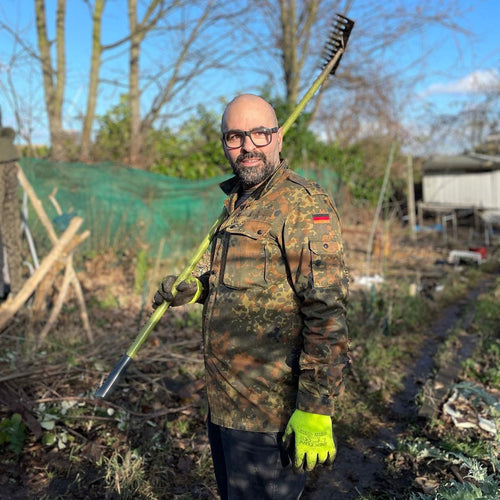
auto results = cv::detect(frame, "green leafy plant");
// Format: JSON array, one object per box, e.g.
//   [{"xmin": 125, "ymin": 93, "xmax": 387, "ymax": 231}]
[
  {"xmin": 400, "ymin": 438, "xmax": 500, "ymax": 499},
  {"xmin": 0, "ymin": 413, "xmax": 26, "ymax": 455},
  {"xmin": 93, "ymin": 94, "xmax": 131, "ymax": 161},
  {"xmin": 150, "ymin": 105, "xmax": 228, "ymax": 179}
]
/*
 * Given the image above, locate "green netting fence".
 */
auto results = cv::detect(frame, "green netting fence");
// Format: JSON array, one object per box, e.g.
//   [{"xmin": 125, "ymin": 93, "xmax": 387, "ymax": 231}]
[{"xmin": 19, "ymin": 158, "xmax": 340, "ymax": 260}]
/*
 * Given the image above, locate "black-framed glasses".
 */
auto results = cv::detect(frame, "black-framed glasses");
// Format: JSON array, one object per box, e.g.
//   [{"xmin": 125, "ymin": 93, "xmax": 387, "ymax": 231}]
[{"xmin": 222, "ymin": 127, "xmax": 278, "ymax": 149}]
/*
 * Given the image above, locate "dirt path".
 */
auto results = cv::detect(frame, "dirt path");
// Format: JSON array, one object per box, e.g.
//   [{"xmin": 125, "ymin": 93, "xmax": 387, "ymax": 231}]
[{"xmin": 303, "ymin": 276, "xmax": 493, "ymax": 499}]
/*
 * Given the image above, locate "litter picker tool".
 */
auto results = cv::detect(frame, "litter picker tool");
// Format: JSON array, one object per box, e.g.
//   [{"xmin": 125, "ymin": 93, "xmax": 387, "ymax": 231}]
[{"xmin": 94, "ymin": 13, "xmax": 354, "ymax": 399}]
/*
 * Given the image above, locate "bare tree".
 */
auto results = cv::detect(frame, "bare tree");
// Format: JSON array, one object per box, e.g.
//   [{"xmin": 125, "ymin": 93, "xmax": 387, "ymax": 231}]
[
  {"xmin": 2, "ymin": 0, "xmax": 246, "ymax": 164},
  {"xmin": 124, "ymin": 0, "xmax": 245, "ymax": 167},
  {"xmin": 412, "ymin": 88, "xmax": 500, "ymax": 156},
  {"xmin": 83, "ymin": 0, "xmax": 248, "ymax": 166},
  {"xmin": 252, "ymin": 0, "xmax": 469, "ymax": 147},
  {"xmin": 35, "ymin": 0, "xmax": 67, "ymax": 161},
  {"xmin": 323, "ymin": 0, "xmax": 470, "ymax": 147},
  {"xmin": 0, "ymin": 0, "xmax": 477, "ymax": 162},
  {"xmin": 81, "ymin": 0, "xmax": 169, "ymax": 163},
  {"xmin": 278, "ymin": 0, "xmax": 319, "ymax": 107},
  {"xmin": 252, "ymin": 0, "xmax": 355, "ymax": 113}
]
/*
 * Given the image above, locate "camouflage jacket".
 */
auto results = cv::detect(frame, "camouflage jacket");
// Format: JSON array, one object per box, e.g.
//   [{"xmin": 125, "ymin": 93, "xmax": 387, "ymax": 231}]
[{"xmin": 201, "ymin": 161, "xmax": 349, "ymax": 432}]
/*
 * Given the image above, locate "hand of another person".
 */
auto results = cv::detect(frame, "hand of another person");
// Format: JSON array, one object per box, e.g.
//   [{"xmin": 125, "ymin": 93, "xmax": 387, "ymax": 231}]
[
  {"xmin": 153, "ymin": 275, "xmax": 202, "ymax": 309},
  {"xmin": 283, "ymin": 409, "xmax": 336, "ymax": 473}
]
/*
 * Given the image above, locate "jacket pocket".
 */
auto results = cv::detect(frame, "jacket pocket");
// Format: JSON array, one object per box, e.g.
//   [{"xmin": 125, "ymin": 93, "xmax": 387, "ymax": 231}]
[
  {"xmin": 309, "ymin": 239, "xmax": 343, "ymax": 287},
  {"xmin": 222, "ymin": 220, "xmax": 271, "ymax": 289}
]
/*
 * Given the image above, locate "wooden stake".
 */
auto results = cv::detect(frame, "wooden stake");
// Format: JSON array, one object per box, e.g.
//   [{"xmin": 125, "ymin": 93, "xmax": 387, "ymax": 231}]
[
  {"xmin": 37, "ymin": 254, "xmax": 74, "ymax": 346},
  {"xmin": 365, "ymin": 143, "xmax": 395, "ymax": 276},
  {"xmin": 407, "ymin": 155, "xmax": 417, "ymax": 242}
]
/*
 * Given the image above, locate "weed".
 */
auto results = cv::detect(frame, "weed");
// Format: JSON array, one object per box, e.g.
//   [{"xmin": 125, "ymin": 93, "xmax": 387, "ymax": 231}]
[
  {"xmin": 89, "ymin": 291, "xmax": 121, "ymax": 309},
  {"xmin": 0, "ymin": 413, "xmax": 26, "ymax": 455},
  {"xmin": 395, "ymin": 437, "xmax": 443, "ymax": 462},
  {"xmin": 168, "ymin": 416, "xmax": 191, "ymax": 438},
  {"xmin": 434, "ymin": 327, "xmax": 463, "ymax": 370},
  {"xmin": 334, "ymin": 397, "xmax": 381, "ymax": 437},
  {"xmin": 390, "ymin": 293, "xmax": 433, "ymax": 333},
  {"xmin": 99, "ymin": 449, "xmax": 155, "ymax": 499},
  {"xmin": 402, "ymin": 440, "xmax": 500, "ymax": 499},
  {"xmin": 174, "ymin": 307, "xmax": 203, "ymax": 330},
  {"xmin": 134, "ymin": 249, "xmax": 150, "ymax": 295},
  {"xmin": 439, "ymin": 432, "xmax": 491, "ymax": 459},
  {"xmin": 463, "ymin": 294, "xmax": 500, "ymax": 389},
  {"xmin": 355, "ymin": 334, "xmax": 405, "ymax": 398}
]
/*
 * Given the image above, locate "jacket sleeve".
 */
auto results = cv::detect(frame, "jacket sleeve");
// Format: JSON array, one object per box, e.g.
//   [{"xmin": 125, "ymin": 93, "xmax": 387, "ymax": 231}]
[{"xmin": 282, "ymin": 188, "xmax": 349, "ymax": 415}]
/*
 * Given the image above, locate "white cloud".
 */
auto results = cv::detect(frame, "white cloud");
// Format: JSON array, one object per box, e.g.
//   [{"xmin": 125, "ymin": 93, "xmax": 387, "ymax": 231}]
[{"xmin": 422, "ymin": 69, "xmax": 500, "ymax": 96}]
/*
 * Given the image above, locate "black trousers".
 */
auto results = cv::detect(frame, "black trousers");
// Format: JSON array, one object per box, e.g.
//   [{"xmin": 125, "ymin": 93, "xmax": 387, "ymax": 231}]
[{"xmin": 207, "ymin": 415, "xmax": 306, "ymax": 500}]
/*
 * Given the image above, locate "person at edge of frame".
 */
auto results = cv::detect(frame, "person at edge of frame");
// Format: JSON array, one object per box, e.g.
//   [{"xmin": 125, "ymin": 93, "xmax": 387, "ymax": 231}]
[
  {"xmin": 0, "ymin": 122, "xmax": 23, "ymax": 300},
  {"xmin": 153, "ymin": 94, "xmax": 349, "ymax": 500}
]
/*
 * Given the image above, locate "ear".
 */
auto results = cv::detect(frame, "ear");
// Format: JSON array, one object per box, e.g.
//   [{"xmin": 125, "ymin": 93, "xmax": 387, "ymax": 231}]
[
  {"xmin": 221, "ymin": 138, "xmax": 230, "ymax": 161},
  {"xmin": 277, "ymin": 127, "xmax": 283, "ymax": 152}
]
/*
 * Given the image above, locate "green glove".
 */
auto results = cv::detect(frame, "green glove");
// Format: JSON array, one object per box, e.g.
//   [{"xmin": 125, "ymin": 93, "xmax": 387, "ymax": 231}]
[{"xmin": 283, "ymin": 409, "xmax": 336, "ymax": 472}]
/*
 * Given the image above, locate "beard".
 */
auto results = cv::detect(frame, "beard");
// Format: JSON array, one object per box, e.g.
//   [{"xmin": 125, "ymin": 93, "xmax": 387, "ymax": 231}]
[{"xmin": 231, "ymin": 151, "xmax": 278, "ymax": 189}]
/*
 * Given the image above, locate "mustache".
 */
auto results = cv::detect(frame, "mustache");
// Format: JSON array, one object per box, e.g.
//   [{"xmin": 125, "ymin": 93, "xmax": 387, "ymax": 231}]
[{"xmin": 236, "ymin": 151, "xmax": 266, "ymax": 165}]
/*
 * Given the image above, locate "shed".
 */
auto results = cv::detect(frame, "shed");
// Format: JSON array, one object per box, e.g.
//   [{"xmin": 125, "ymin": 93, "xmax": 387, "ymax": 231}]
[
  {"xmin": 421, "ymin": 153, "xmax": 500, "ymax": 210},
  {"xmin": 418, "ymin": 153, "xmax": 500, "ymax": 242}
]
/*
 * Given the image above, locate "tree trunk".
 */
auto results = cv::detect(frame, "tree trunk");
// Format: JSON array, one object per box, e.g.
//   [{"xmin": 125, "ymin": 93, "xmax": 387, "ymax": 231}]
[
  {"xmin": 35, "ymin": 0, "xmax": 67, "ymax": 161},
  {"xmin": 128, "ymin": 0, "xmax": 142, "ymax": 166},
  {"xmin": 279, "ymin": 0, "xmax": 299, "ymax": 107},
  {"xmin": 80, "ymin": 0, "xmax": 105, "ymax": 162},
  {"xmin": 276, "ymin": 0, "xmax": 320, "ymax": 110}
]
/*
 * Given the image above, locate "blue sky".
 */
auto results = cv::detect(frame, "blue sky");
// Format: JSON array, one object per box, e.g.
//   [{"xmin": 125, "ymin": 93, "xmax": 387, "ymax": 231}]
[
  {"xmin": 391, "ymin": 0, "xmax": 500, "ymax": 152},
  {"xmin": 0, "ymin": 0, "xmax": 499, "ymax": 153},
  {"xmin": 411, "ymin": 0, "xmax": 499, "ymax": 102}
]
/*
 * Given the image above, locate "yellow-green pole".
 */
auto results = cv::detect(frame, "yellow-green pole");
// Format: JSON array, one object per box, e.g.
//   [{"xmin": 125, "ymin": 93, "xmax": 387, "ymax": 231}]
[{"xmin": 94, "ymin": 210, "xmax": 225, "ymax": 398}]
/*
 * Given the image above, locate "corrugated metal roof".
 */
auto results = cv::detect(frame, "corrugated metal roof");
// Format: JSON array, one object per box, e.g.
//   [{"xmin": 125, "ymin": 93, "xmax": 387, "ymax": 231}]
[{"xmin": 422, "ymin": 153, "xmax": 500, "ymax": 173}]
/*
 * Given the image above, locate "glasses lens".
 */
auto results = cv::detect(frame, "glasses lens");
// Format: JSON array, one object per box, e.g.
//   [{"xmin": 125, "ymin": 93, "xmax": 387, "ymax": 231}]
[
  {"xmin": 250, "ymin": 128, "xmax": 272, "ymax": 146},
  {"xmin": 224, "ymin": 131, "xmax": 244, "ymax": 148}
]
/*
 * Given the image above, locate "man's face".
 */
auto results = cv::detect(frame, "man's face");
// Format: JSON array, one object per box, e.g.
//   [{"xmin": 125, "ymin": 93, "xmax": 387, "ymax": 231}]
[{"xmin": 221, "ymin": 96, "xmax": 283, "ymax": 189}]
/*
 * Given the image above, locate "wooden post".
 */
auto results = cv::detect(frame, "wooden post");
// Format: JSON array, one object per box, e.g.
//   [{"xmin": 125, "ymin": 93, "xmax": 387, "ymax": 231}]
[
  {"xmin": 366, "ymin": 143, "xmax": 395, "ymax": 276},
  {"xmin": 407, "ymin": 155, "xmax": 416, "ymax": 241}
]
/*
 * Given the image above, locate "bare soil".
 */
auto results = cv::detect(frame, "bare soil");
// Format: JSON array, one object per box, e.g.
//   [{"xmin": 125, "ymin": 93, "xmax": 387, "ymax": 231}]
[
  {"xmin": 1, "ymin": 217, "xmax": 498, "ymax": 499},
  {"xmin": 303, "ymin": 276, "xmax": 495, "ymax": 499}
]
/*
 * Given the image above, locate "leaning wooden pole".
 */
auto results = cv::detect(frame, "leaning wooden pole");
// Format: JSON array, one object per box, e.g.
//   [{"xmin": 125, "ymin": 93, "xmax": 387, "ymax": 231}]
[
  {"xmin": 16, "ymin": 164, "xmax": 93, "ymax": 342},
  {"xmin": 0, "ymin": 217, "xmax": 83, "ymax": 331}
]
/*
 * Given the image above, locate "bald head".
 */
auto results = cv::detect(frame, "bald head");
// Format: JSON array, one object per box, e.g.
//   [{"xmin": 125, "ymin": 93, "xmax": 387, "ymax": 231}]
[{"xmin": 221, "ymin": 94, "xmax": 279, "ymax": 133}]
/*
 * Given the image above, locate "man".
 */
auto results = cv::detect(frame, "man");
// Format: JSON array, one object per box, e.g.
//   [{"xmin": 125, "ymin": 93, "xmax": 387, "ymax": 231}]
[
  {"xmin": 154, "ymin": 94, "xmax": 349, "ymax": 499},
  {"xmin": 0, "ymin": 124, "xmax": 23, "ymax": 299}
]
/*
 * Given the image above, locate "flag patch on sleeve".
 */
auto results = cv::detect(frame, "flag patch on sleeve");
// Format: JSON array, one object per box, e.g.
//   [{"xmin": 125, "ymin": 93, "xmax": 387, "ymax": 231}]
[{"xmin": 312, "ymin": 213, "xmax": 330, "ymax": 224}]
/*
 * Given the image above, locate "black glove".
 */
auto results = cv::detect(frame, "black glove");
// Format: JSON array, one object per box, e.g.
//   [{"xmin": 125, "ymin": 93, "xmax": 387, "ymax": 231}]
[{"xmin": 153, "ymin": 275, "xmax": 202, "ymax": 309}]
